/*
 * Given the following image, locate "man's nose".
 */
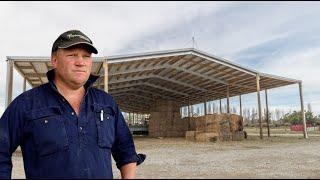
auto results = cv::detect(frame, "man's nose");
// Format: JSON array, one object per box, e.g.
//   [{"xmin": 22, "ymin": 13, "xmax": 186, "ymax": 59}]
[{"xmin": 74, "ymin": 57, "xmax": 86, "ymax": 66}]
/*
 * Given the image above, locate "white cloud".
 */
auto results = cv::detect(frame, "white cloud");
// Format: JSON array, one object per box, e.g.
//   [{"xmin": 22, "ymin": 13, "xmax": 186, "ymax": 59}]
[
  {"xmin": 0, "ymin": 2, "xmax": 228, "ymax": 114},
  {"xmin": 0, "ymin": 2, "xmax": 320, "ymax": 117},
  {"xmin": 258, "ymin": 47, "xmax": 320, "ymax": 115},
  {"xmin": 262, "ymin": 47, "xmax": 320, "ymax": 88}
]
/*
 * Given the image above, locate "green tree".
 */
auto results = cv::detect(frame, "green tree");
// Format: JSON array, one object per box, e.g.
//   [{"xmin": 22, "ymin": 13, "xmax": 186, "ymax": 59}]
[
  {"xmin": 280, "ymin": 110, "xmax": 320, "ymax": 125},
  {"xmin": 305, "ymin": 111, "xmax": 316, "ymax": 125},
  {"xmin": 281, "ymin": 111, "xmax": 300, "ymax": 125}
]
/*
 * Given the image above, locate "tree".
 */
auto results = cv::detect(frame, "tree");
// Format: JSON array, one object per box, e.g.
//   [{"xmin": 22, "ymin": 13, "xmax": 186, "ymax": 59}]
[
  {"xmin": 275, "ymin": 109, "xmax": 281, "ymax": 122},
  {"xmin": 265, "ymin": 111, "xmax": 272, "ymax": 123},
  {"xmin": 251, "ymin": 108, "xmax": 257, "ymax": 124},
  {"xmin": 243, "ymin": 108, "xmax": 250, "ymax": 123},
  {"xmin": 281, "ymin": 111, "xmax": 300, "ymax": 125},
  {"xmin": 305, "ymin": 111, "xmax": 317, "ymax": 126},
  {"xmin": 307, "ymin": 103, "xmax": 312, "ymax": 112},
  {"xmin": 280, "ymin": 110, "xmax": 320, "ymax": 125}
]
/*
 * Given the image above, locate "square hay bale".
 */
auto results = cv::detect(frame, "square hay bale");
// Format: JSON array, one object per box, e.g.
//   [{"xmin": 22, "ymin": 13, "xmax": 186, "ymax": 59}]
[
  {"xmin": 232, "ymin": 131, "xmax": 245, "ymax": 141},
  {"xmin": 185, "ymin": 131, "xmax": 196, "ymax": 141},
  {"xmin": 218, "ymin": 119, "xmax": 232, "ymax": 141},
  {"xmin": 149, "ymin": 132, "xmax": 158, "ymax": 138},
  {"xmin": 230, "ymin": 114, "xmax": 244, "ymax": 132},
  {"xmin": 173, "ymin": 125, "xmax": 185, "ymax": 131},
  {"xmin": 195, "ymin": 132, "xmax": 219, "ymax": 142},
  {"xmin": 167, "ymin": 131, "xmax": 184, "ymax": 137},
  {"xmin": 195, "ymin": 117, "xmax": 207, "ymax": 132},
  {"xmin": 205, "ymin": 122, "xmax": 219, "ymax": 133},
  {"xmin": 220, "ymin": 113, "xmax": 229, "ymax": 121},
  {"xmin": 206, "ymin": 114, "xmax": 222, "ymax": 123},
  {"xmin": 188, "ymin": 117, "xmax": 197, "ymax": 131}
]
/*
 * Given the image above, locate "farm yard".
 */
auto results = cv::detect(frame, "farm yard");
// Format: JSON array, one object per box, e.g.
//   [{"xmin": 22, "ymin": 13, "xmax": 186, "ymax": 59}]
[
  {"xmin": 3, "ymin": 2, "xmax": 320, "ymax": 180},
  {"xmin": 12, "ymin": 135, "xmax": 320, "ymax": 179}
]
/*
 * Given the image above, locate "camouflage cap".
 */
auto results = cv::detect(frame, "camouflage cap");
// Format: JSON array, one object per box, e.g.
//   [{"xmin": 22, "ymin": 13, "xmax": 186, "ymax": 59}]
[{"xmin": 52, "ymin": 30, "xmax": 98, "ymax": 54}]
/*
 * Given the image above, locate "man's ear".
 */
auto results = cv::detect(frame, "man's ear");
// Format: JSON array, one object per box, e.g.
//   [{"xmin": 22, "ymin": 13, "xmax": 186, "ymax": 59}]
[{"xmin": 51, "ymin": 52, "xmax": 58, "ymax": 69}]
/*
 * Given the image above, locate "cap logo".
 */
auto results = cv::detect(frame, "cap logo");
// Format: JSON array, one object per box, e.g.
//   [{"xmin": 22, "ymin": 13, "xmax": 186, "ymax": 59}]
[{"xmin": 67, "ymin": 33, "xmax": 91, "ymax": 42}]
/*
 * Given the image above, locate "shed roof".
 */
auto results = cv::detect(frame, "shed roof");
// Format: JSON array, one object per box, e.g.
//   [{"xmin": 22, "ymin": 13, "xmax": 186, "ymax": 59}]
[{"xmin": 7, "ymin": 48, "xmax": 300, "ymax": 113}]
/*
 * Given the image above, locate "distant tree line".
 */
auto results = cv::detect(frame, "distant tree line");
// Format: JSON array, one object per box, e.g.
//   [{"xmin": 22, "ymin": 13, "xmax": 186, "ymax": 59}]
[{"xmin": 242, "ymin": 103, "xmax": 320, "ymax": 126}]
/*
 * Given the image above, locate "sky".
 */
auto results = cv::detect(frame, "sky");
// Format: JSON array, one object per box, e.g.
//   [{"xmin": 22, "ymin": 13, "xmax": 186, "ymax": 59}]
[{"xmin": 0, "ymin": 1, "xmax": 320, "ymax": 117}]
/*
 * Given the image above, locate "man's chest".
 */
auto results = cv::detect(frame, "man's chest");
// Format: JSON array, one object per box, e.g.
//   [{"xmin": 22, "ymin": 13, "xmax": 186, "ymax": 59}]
[
  {"xmin": 23, "ymin": 99, "xmax": 116, "ymax": 157},
  {"xmin": 64, "ymin": 94, "xmax": 85, "ymax": 116}
]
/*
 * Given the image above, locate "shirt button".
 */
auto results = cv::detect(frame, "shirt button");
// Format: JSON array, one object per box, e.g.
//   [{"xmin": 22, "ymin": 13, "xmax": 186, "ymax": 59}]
[
  {"xmin": 79, "ymin": 127, "xmax": 83, "ymax": 131},
  {"xmin": 71, "ymin": 112, "xmax": 75, "ymax": 115},
  {"xmin": 62, "ymin": 99, "xmax": 65, "ymax": 102}
]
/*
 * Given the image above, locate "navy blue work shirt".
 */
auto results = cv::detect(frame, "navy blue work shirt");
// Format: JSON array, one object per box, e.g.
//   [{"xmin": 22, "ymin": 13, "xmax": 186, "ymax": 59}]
[{"xmin": 0, "ymin": 69, "xmax": 145, "ymax": 179}]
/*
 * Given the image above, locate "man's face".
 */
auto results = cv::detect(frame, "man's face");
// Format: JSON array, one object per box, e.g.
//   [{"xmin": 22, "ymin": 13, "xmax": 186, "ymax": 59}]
[{"xmin": 51, "ymin": 45, "xmax": 93, "ymax": 89}]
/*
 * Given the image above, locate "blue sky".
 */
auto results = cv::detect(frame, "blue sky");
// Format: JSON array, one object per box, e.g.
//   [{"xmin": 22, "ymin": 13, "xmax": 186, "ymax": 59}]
[{"xmin": 0, "ymin": 1, "xmax": 319, "ymax": 116}]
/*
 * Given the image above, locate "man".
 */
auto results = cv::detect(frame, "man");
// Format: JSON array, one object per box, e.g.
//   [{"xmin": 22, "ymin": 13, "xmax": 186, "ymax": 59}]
[{"xmin": 0, "ymin": 30, "xmax": 145, "ymax": 179}]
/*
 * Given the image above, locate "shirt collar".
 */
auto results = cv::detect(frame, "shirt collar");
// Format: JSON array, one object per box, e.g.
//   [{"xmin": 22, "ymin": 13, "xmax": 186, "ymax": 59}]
[{"xmin": 46, "ymin": 69, "xmax": 100, "ymax": 90}]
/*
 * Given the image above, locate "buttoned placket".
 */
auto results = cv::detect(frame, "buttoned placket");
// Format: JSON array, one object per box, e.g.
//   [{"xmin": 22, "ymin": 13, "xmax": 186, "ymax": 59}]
[
  {"xmin": 57, "ymin": 98, "xmax": 90, "ymax": 178},
  {"xmin": 77, "ymin": 104, "xmax": 86, "ymax": 150},
  {"xmin": 57, "ymin": 87, "xmax": 89, "ymax": 152}
]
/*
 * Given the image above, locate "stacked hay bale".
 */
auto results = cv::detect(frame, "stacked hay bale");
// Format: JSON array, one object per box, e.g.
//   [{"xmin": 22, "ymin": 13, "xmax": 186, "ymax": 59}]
[
  {"xmin": 185, "ymin": 117, "xmax": 197, "ymax": 141},
  {"xmin": 218, "ymin": 114, "xmax": 232, "ymax": 141},
  {"xmin": 186, "ymin": 114, "xmax": 221, "ymax": 142},
  {"xmin": 149, "ymin": 100, "xmax": 188, "ymax": 137},
  {"xmin": 229, "ymin": 114, "xmax": 245, "ymax": 141},
  {"xmin": 148, "ymin": 99, "xmax": 244, "ymax": 140},
  {"xmin": 185, "ymin": 113, "xmax": 245, "ymax": 142}
]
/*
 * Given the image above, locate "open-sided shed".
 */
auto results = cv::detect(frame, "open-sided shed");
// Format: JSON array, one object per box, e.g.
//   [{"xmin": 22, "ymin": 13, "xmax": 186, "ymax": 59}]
[{"xmin": 5, "ymin": 48, "xmax": 308, "ymax": 139}]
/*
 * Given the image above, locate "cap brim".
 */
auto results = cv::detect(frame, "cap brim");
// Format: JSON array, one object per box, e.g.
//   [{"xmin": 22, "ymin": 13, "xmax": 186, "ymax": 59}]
[{"xmin": 58, "ymin": 42, "xmax": 98, "ymax": 54}]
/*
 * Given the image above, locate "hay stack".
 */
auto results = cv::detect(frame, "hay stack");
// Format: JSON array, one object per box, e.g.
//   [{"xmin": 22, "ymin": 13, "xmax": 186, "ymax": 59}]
[{"xmin": 185, "ymin": 113, "xmax": 244, "ymax": 142}]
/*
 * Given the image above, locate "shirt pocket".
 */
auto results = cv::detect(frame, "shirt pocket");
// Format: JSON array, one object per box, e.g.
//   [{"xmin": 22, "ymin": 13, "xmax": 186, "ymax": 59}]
[
  {"xmin": 92, "ymin": 103, "xmax": 115, "ymax": 149},
  {"xmin": 26, "ymin": 106, "xmax": 68, "ymax": 157}
]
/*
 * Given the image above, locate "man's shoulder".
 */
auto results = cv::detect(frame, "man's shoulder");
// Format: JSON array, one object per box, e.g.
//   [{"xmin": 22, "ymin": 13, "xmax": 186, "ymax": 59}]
[
  {"xmin": 17, "ymin": 83, "xmax": 49, "ymax": 100},
  {"xmin": 5, "ymin": 83, "xmax": 49, "ymax": 111}
]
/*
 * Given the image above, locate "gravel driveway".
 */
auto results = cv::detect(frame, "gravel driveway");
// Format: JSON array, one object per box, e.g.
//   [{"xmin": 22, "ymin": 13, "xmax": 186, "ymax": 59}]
[{"xmin": 12, "ymin": 136, "xmax": 320, "ymax": 179}]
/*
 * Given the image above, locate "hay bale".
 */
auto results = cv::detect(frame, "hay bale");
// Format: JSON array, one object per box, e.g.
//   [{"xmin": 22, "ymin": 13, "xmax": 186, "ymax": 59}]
[
  {"xmin": 167, "ymin": 131, "xmax": 184, "ymax": 137},
  {"xmin": 218, "ymin": 119, "xmax": 232, "ymax": 141},
  {"xmin": 195, "ymin": 132, "xmax": 219, "ymax": 142},
  {"xmin": 205, "ymin": 121, "xmax": 219, "ymax": 133},
  {"xmin": 230, "ymin": 114, "xmax": 243, "ymax": 132},
  {"xmin": 195, "ymin": 117, "xmax": 206, "ymax": 132},
  {"xmin": 184, "ymin": 114, "xmax": 245, "ymax": 141},
  {"xmin": 232, "ymin": 131, "xmax": 245, "ymax": 141},
  {"xmin": 185, "ymin": 131, "xmax": 196, "ymax": 141},
  {"xmin": 188, "ymin": 117, "xmax": 196, "ymax": 131}
]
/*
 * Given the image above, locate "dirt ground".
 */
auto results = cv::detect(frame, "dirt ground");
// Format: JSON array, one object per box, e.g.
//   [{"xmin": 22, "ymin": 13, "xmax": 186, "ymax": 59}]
[{"xmin": 12, "ymin": 135, "xmax": 320, "ymax": 179}]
